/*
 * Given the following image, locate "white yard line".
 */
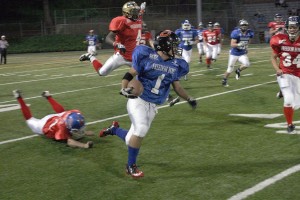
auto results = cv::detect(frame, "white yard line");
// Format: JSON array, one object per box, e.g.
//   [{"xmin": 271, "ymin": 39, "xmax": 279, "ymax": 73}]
[{"xmin": 228, "ymin": 164, "xmax": 300, "ymax": 200}]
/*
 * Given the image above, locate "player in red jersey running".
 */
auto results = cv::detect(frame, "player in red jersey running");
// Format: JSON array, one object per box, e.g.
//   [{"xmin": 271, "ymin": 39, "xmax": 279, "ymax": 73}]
[
  {"xmin": 13, "ymin": 90, "xmax": 94, "ymax": 148},
  {"xmin": 268, "ymin": 13, "xmax": 285, "ymax": 36},
  {"xmin": 79, "ymin": 1, "xmax": 146, "ymax": 76},
  {"xmin": 202, "ymin": 22, "xmax": 221, "ymax": 68},
  {"xmin": 139, "ymin": 22, "xmax": 154, "ymax": 48},
  {"xmin": 270, "ymin": 16, "xmax": 300, "ymax": 134}
]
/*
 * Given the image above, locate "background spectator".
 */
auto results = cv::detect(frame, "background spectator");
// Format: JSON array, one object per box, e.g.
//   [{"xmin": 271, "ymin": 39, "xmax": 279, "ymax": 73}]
[{"xmin": 0, "ymin": 35, "xmax": 9, "ymax": 64}]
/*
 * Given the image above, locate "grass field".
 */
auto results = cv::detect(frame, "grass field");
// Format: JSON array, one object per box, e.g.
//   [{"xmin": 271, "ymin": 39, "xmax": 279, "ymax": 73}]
[{"xmin": 1, "ymin": 44, "xmax": 300, "ymax": 200}]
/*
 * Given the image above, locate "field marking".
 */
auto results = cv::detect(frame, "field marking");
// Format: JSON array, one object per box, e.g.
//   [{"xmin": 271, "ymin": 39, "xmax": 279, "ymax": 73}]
[
  {"xmin": 0, "ymin": 80, "xmax": 277, "ymax": 145},
  {"xmin": 229, "ymin": 114, "xmax": 282, "ymax": 119},
  {"xmin": 228, "ymin": 164, "xmax": 300, "ymax": 200}
]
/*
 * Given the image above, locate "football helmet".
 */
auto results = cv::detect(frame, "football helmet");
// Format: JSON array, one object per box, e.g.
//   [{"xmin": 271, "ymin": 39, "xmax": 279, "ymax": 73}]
[
  {"xmin": 122, "ymin": 1, "xmax": 140, "ymax": 21},
  {"xmin": 198, "ymin": 22, "xmax": 204, "ymax": 28},
  {"xmin": 142, "ymin": 22, "xmax": 148, "ymax": 31},
  {"xmin": 214, "ymin": 22, "xmax": 220, "ymax": 27},
  {"xmin": 66, "ymin": 112, "xmax": 85, "ymax": 139},
  {"xmin": 274, "ymin": 13, "xmax": 283, "ymax": 22},
  {"xmin": 154, "ymin": 30, "xmax": 182, "ymax": 58},
  {"xmin": 207, "ymin": 22, "xmax": 213, "ymax": 30},
  {"xmin": 285, "ymin": 16, "xmax": 300, "ymax": 41},
  {"xmin": 239, "ymin": 19, "xmax": 249, "ymax": 32},
  {"xmin": 182, "ymin": 20, "xmax": 191, "ymax": 30}
]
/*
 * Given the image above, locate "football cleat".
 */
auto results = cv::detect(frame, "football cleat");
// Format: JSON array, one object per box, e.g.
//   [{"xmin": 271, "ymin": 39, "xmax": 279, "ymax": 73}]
[
  {"xmin": 99, "ymin": 121, "xmax": 119, "ymax": 137},
  {"xmin": 276, "ymin": 90, "xmax": 283, "ymax": 99},
  {"xmin": 13, "ymin": 90, "xmax": 22, "ymax": 98},
  {"xmin": 235, "ymin": 69, "xmax": 241, "ymax": 80},
  {"xmin": 126, "ymin": 164, "xmax": 144, "ymax": 178},
  {"xmin": 169, "ymin": 96, "xmax": 180, "ymax": 107},
  {"xmin": 41, "ymin": 91, "xmax": 51, "ymax": 98},
  {"xmin": 287, "ymin": 124, "xmax": 296, "ymax": 134},
  {"xmin": 222, "ymin": 79, "xmax": 229, "ymax": 87},
  {"xmin": 79, "ymin": 53, "xmax": 92, "ymax": 61}
]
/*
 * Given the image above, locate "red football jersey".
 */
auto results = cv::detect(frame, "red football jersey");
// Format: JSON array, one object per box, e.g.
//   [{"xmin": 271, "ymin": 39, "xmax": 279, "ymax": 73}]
[
  {"xmin": 139, "ymin": 31, "xmax": 152, "ymax": 45},
  {"xmin": 268, "ymin": 21, "xmax": 285, "ymax": 35},
  {"xmin": 203, "ymin": 29, "xmax": 220, "ymax": 45},
  {"xmin": 42, "ymin": 110, "xmax": 81, "ymax": 140},
  {"xmin": 109, "ymin": 16, "xmax": 142, "ymax": 61},
  {"xmin": 270, "ymin": 34, "xmax": 300, "ymax": 77}
]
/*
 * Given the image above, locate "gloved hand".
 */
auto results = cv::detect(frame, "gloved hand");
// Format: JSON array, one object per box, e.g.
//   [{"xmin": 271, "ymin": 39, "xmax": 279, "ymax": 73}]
[
  {"xmin": 120, "ymin": 88, "xmax": 138, "ymax": 99},
  {"xmin": 140, "ymin": 2, "xmax": 146, "ymax": 11},
  {"xmin": 187, "ymin": 98, "xmax": 197, "ymax": 109},
  {"xmin": 237, "ymin": 42, "xmax": 245, "ymax": 47},
  {"xmin": 115, "ymin": 43, "xmax": 126, "ymax": 54}
]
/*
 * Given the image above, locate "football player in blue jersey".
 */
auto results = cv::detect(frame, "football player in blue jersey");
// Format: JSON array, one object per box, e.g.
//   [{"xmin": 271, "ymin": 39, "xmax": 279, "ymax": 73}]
[
  {"xmin": 99, "ymin": 30, "xmax": 197, "ymax": 178},
  {"xmin": 175, "ymin": 20, "xmax": 198, "ymax": 80},
  {"xmin": 222, "ymin": 20, "xmax": 254, "ymax": 86},
  {"xmin": 83, "ymin": 30, "xmax": 99, "ymax": 55}
]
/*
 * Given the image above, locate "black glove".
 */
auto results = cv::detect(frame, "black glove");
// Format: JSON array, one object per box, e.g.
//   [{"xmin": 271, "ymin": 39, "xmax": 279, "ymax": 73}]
[
  {"xmin": 115, "ymin": 43, "xmax": 126, "ymax": 54},
  {"xmin": 277, "ymin": 27, "xmax": 283, "ymax": 32},
  {"xmin": 187, "ymin": 98, "xmax": 197, "ymax": 109},
  {"xmin": 120, "ymin": 88, "xmax": 137, "ymax": 99},
  {"xmin": 169, "ymin": 96, "xmax": 180, "ymax": 107}
]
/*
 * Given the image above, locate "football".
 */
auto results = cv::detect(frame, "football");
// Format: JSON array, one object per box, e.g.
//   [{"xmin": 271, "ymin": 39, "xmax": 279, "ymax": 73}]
[{"xmin": 128, "ymin": 79, "xmax": 144, "ymax": 97}]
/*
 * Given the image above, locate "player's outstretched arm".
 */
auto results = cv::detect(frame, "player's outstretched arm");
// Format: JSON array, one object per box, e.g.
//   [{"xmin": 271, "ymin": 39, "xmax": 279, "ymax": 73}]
[
  {"xmin": 67, "ymin": 138, "xmax": 93, "ymax": 149},
  {"xmin": 172, "ymin": 81, "xmax": 197, "ymax": 109}
]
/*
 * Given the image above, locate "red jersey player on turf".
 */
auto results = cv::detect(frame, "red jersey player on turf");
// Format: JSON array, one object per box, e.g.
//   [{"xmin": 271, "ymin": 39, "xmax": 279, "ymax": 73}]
[
  {"xmin": 13, "ymin": 90, "xmax": 94, "ymax": 148},
  {"xmin": 270, "ymin": 16, "xmax": 300, "ymax": 134},
  {"xmin": 79, "ymin": 1, "xmax": 146, "ymax": 76}
]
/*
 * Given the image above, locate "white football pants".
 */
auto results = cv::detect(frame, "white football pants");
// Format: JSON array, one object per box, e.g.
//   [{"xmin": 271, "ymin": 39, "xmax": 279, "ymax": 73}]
[
  {"xmin": 99, "ymin": 52, "xmax": 132, "ymax": 76},
  {"xmin": 226, "ymin": 54, "xmax": 250, "ymax": 73},
  {"xmin": 125, "ymin": 97, "xmax": 157, "ymax": 145},
  {"xmin": 277, "ymin": 74, "xmax": 300, "ymax": 109}
]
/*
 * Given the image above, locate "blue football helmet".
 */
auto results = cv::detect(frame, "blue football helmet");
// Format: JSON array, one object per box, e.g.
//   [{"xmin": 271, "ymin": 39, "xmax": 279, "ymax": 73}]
[
  {"xmin": 154, "ymin": 30, "xmax": 182, "ymax": 58},
  {"xmin": 285, "ymin": 16, "xmax": 300, "ymax": 41},
  {"xmin": 66, "ymin": 112, "xmax": 85, "ymax": 139},
  {"xmin": 182, "ymin": 20, "xmax": 191, "ymax": 30}
]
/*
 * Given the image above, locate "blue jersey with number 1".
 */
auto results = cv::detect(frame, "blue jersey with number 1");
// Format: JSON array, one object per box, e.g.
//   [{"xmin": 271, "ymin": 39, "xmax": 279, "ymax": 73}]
[{"xmin": 132, "ymin": 45, "xmax": 189, "ymax": 105}]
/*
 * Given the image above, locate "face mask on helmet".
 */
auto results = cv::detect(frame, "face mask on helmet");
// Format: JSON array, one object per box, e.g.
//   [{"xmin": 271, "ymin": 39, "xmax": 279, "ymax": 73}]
[
  {"xmin": 239, "ymin": 20, "xmax": 249, "ymax": 32},
  {"xmin": 182, "ymin": 20, "xmax": 191, "ymax": 30},
  {"xmin": 154, "ymin": 30, "xmax": 182, "ymax": 58},
  {"xmin": 285, "ymin": 16, "xmax": 300, "ymax": 41},
  {"xmin": 122, "ymin": 1, "xmax": 140, "ymax": 21},
  {"xmin": 66, "ymin": 112, "xmax": 86, "ymax": 140}
]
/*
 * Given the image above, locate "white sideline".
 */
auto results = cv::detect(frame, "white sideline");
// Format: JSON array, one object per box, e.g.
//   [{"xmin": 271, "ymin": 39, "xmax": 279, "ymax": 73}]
[{"xmin": 228, "ymin": 164, "xmax": 300, "ymax": 200}]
